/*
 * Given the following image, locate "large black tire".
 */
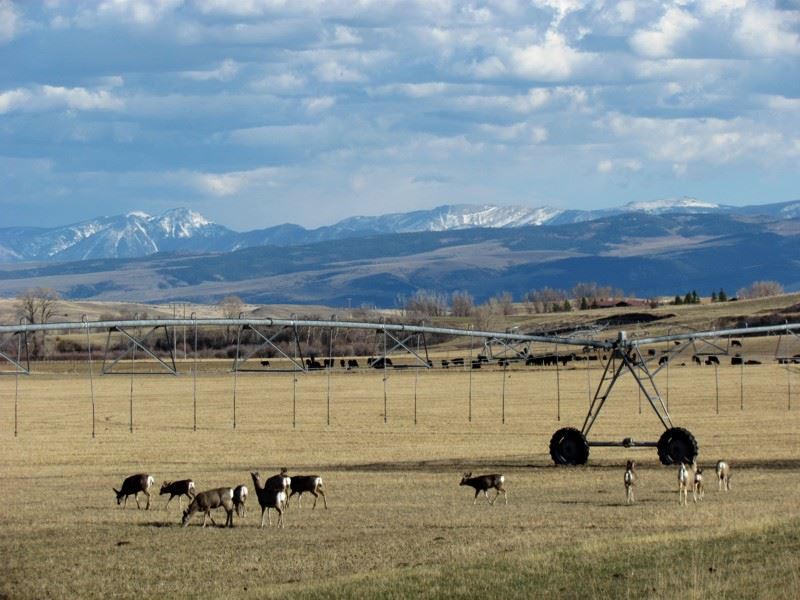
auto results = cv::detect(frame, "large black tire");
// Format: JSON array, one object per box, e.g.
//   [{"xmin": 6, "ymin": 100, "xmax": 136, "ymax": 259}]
[
  {"xmin": 657, "ymin": 427, "xmax": 699, "ymax": 465},
  {"xmin": 549, "ymin": 427, "xmax": 589, "ymax": 465}
]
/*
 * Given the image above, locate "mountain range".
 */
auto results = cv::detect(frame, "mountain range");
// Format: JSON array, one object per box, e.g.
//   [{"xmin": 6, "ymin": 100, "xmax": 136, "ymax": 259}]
[
  {"xmin": 0, "ymin": 204, "xmax": 798, "ymax": 306},
  {"xmin": 3, "ymin": 198, "xmax": 800, "ymax": 263}
]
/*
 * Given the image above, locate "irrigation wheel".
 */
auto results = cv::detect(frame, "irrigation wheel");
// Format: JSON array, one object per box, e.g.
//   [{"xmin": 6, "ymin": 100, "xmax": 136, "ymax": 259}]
[
  {"xmin": 657, "ymin": 427, "xmax": 699, "ymax": 465},
  {"xmin": 549, "ymin": 427, "xmax": 590, "ymax": 465}
]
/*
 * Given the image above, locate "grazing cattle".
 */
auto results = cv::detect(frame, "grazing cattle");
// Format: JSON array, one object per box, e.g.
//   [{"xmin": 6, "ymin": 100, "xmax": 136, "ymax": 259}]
[
  {"xmin": 731, "ymin": 340, "xmax": 742, "ymax": 347},
  {"xmin": 348, "ymin": 358, "xmax": 359, "ymax": 369},
  {"xmin": 647, "ymin": 349, "xmax": 656, "ymax": 356},
  {"xmin": 370, "ymin": 357, "xmax": 393, "ymax": 369},
  {"xmin": 441, "ymin": 359, "xmax": 450, "ymax": 368},
  {"xmin": 471, "ymin": 361, "xmax": 481, "ymax": 369},
  {"xmin": 476, "ymin": 354, "xmax": 489, "ymax": 363},
  {"xmin": 451, "ymin": 358, "xmax": 465, "ymax": 367},
  {"xmin": 692, "ymin": 355, "xmax": 702, "ymax": 365},
  {"xmin": 305, "ymin": 357, "xmax": 323, "ymax": 370},
  {"xmin": 731, "ymin": 355, "xmax": 743, "ymax": 365},
  {"xmin": 260, "ymin": 360, "xmax": 270, "ymax": 367},
  {"xmin": 705, "ymin": 356, "xmax": 720, "ymax": 366},
  {"xmin": 659, "ymin": 355, "xmax": 670, "ymax": 366},
  {"xmin": 745, "ymin": 359, "xmax": 761, "ymax": 365}
]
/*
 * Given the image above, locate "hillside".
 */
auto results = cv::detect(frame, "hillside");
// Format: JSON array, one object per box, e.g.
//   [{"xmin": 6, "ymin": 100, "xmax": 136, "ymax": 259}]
[{"xmin": 0, "ymin": 212, "xmax": 798, "ymax": 306}]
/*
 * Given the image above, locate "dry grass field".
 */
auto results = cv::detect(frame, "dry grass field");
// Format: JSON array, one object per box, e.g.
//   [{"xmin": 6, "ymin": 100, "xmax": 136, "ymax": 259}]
[{"xmin": 1, "ymin": 352, "xmax": 799, "ymax": 598}]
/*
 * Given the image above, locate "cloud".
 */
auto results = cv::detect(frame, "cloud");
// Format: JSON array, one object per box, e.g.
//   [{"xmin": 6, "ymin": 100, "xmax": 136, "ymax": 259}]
[
  {"xmin": 597, "ymin": 158, "xmax": 642, "ymax": 173},
  {"xmin": 630, "ymin": 6, "xmax": 700, "ymax": 58},
  {"xmin": 0, "ymin": 0, "xmax": 20, "ymax": 43},
  {"xmin": 181, "ymin": 59, "xmax": 240, "ymax": 81},
  {"xmin": 192, "ymin": 166, "xmax": 282, "ymax": 196},
  {"xmin": 735, "ymin": 3, "xmax": 800, "ymax": 56},
  {"xmin": 509, "ymin": 30, "xmax": 589, "ymax": 81},
  {"xmin": 96, "ymin": 0, "xmax": 184, "ymax": 25},
  {"xmin": 0, "ymin": 85, "xmax": 124, "ymax": 114}
]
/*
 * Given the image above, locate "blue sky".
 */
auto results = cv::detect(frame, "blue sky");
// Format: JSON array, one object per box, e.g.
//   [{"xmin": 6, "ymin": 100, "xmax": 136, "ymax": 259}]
[{"xmin": 1, "ymin": 0, "xmax": 799, "ymax": 231}]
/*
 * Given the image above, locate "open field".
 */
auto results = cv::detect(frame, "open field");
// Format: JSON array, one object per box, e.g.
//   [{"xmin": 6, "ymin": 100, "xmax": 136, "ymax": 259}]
[{"xmin": 1, "ymin": 357, "xmax": 799, "ymax": 598}]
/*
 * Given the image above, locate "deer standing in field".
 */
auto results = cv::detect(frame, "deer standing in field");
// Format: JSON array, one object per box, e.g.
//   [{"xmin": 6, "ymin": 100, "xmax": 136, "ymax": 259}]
[
  {"xmin": 113, "ymin": 473, "xmax": 154, "ymax": 510},
  {"xmin": 159, "ymin": 479, "xmax": 195, "ymax": 511},
  {"xmin": 693, "ymin": 467, "xmax": 705, "ymax": 503},
  {"xmin": 624, "ymin": 460, "xmax": 636, "ymax": 505},
  {"xmin": 716, "ymin": 461, "xmax": 731, "ymax": 491},
  {"xmin": 678, "ymin": 463, "xmax": 691, "ymax": 506},
  {"xmin": 233, "ymin": 484, "xmax": 248, "ymax": 518},
  {"xmin": 181, "ymin": 487, "xmax": 235, "ymax": 528},
  {"xmin": 460, "ymin": 472, "xmax": 507, "ymax": 505},
  {"xmin": 251, "ymin": 471, "xmax": 286, "ymax": 528},
  {"xmin": 287, "ymin": 474, "xmax": 328, "ymax": 509}
]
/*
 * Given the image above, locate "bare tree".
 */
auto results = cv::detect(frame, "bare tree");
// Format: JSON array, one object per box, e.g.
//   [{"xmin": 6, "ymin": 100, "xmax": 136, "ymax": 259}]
[
  {"xmin": 15, "ymin": 287, "xmax": 60, "ymax": 359},
  {"xmin": 405, "ymin": 290, "xmax": 448, "ymax": 318},
  {"xmin": 217, "ymin": 295, "xmax": 244, "ymax": 343},
  {"xmin": 450, "ymin": 291, "xmax": 475, "ymax": 317},
  {"xmin": 737, "ymin": 280, "xmax": 784, "ymax": 300}
]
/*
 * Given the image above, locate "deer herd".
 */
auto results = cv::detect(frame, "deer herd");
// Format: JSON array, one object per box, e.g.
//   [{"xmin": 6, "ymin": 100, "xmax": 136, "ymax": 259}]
[{"xmin": 113, "ymin": 459, "xmax": 733, "ymax": 527}]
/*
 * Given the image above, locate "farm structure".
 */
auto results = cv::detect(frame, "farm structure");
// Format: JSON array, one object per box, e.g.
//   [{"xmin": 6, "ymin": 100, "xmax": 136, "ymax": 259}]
[{"xmin": 1, "ymin": 316, "xmax": 799, "ymax": 466}]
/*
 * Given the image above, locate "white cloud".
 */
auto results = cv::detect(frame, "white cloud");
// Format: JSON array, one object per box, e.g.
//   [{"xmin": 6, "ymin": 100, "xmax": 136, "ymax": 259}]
[
  {"xmin": 304, "ymin": 96, "xmax": 335, "ymax": 113},
  {"xmin": 0, "ymin": 0, "xmax": 20, "ymax": 43},
  {"xmin": 181, "ymin": 59, "xmax": 240, "ymax": 82},
  {"xmin": 735, "ymin": 4, "xmax": 800, "ymax": 56},
  {"xmin": 597, "ymin": 158, "xmax": 642, "ymax": 173},
  {"xmin": 314, "ymin": 60, "xmax": 365, "ymax": 83},
  {"xmin": 96, "ymin": 0, "xmax": 184, "ymax": 25},
  {"xmin": 0, "ymin": 85, "xmax": 124, "ymax": 114},
  {"xmin": 193, "ymin": 166, "xmax": 282, "ymax": 196},
  {"xmin": 510, "ymin": 30, "xmax": 587, "ymax": 81},
  {"xmin": 630, "ymin": 6, "xmax": 700, "ymax": 58}
]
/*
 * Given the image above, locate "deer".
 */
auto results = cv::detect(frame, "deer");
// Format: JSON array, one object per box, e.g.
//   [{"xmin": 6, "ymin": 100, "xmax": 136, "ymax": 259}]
[
  {"xmin": 159, "ymin": 479, "xmax": 195, "ymax": 511},
  {"xmin": 716, "ymin": 461, "xmax": 731, "ymax": 491},
  {"xmin": 459, "ymin": 472, "xmax": 507, "ymax": 505},
  {"xmin": 678, "ymin": 463, "xmax": 691, "ymax": 506},
  {"xmin": 233, "ymin": 484, "xmax": 248, "ymax": 518},
  {"xmin": 181, "ymin": 487, "xmax": 235, "ymax": 528},
  {"xmin": 287, "ymin": 474, "xmax": 328, "ymax": 509},
  {"xmin": 251, "ymin": 471, "xmax": 286, "ymax": 528},
  {"xmin": 624, "ymin": 460, "xmax": 636, "ymax": 505},
  {"xmin": 693, "ymin": 467, "xmax": 705, "ymax": 503},
  {"xmin": 113, "ymin": 473, "xmax": 154, "ymax": 510}
]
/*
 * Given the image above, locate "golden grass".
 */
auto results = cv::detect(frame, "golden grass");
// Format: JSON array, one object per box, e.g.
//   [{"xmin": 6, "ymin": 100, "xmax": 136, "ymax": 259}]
[{"xmin": 1, "ymin": 352, "xmax": 799, "ymax": 597}]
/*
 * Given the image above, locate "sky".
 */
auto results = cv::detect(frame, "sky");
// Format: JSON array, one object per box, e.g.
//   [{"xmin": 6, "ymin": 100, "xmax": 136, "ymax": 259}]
[{"xmin": 1, "ymin": 0, "xmax": 799, "ymax": 231}]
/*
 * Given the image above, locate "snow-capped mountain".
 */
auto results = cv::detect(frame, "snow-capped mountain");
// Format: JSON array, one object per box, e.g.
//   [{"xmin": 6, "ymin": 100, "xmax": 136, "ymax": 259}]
[
  {"xmin": 0, "ymin": 208, "xmax": 236, "ymax": 262},
  {"xmin": 1, "ymin": 199, "xmax": 798, "ymax": 263}
]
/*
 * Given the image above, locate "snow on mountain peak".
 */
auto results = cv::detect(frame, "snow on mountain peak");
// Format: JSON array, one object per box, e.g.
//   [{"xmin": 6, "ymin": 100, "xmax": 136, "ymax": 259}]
[{"xmin": 624, "ymin": 197, "xmax": 720, "ymax": 213}]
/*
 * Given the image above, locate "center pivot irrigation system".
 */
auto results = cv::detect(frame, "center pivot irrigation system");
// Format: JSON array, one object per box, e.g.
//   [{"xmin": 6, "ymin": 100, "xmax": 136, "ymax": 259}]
[{"xmin": 2, "ymin": 316, "xmax": 799, "ymax": 465}]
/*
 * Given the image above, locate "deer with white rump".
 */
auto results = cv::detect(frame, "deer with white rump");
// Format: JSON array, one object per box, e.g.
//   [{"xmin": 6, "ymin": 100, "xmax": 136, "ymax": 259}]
[
  {"xmin": 159, "ymin": 479, "xmax": 195, "ymax": 511},
  {"xmin": 113, "ymin": 473, "xmax": 154, "ymax": 510},
  {"xmin": 251, "ymin": 471, "xmax": 286, "ymax": 528},
  {"xmin": 287, "ymin": 473, "xmax": 328, "ymax": 510},
  {"xmin": 677, "ymin": 463, "xmax": 691, "ymax": 506},
  {"xmin": 693, "ymin": 467, "xmax": 705, "ymax": 503},
  {"xmin": 460, "ymin": 472, "xmax": 507, "ymax": 505},
  {"xmin": 716, "ymin": 461, "xmax": 731, "ymax": 491},
  {"xmin": 181, "ymin": 487, "xmax": 235, "ymax": 528},
  {"xmin": 624, "ymin": 460, "xmax": 636, "ymax": 505},
  {"xmin": 233, "ymin": 484, "xmax": 248, "ymax": 518}
]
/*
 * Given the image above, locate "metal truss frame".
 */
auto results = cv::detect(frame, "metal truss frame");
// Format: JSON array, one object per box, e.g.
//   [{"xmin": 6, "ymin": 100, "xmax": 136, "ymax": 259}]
[{"xmin": 101, "ymin": 324, "xmax": 177, "ymax": 375}]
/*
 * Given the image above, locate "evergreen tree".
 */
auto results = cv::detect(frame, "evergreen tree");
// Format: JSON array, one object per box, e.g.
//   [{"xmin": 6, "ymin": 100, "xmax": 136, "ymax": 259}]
[
  {"xmin": 674, "ymin": 295, "xmax": 683, "ymax": 305},
  {"xmin": 711, "ymin": 291, "xmax": 718, "ymax": 302},
  {"xmin": 580, "ymin": 297, "xmax": 588, "ymax": 310},
  {"xmin": 684, "ymin": 292, "xmax": 692, "ymax": 305},
  {"xmin": 719, "ymin": 288, "xmax": 728, "ymax": 302},
  {"xmin": 691, "ymin": 290, "xmax": 699, "ymax": 304},
  {"xmin": 563, "ymin": 299, "xmax": 572, "ymax": 312}
]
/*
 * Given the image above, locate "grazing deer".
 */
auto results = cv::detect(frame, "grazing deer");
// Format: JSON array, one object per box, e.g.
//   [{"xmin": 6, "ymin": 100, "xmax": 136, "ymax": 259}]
[
  {"xmin": 716, "ymin": 461, "xmax": 731, "ymax": 491},
  {"xmin": 693, "ymin": 467, "xmax": 705, "ymax": 503},
  {"xmin": 113, "ymin": 473, "xmax": 154, "ymax": 510},
  {"xmin": 159, "ymin": 479, "xmax": 195, "ymax": 511},
  {"xmin": 678, "ymin": 463, "xmax": 691, "ymax": 506},
  {"xmin": 459, "ymin": 472, "xmax": 507, "ymax": 505},
  {"xmin": 287, "ymin": 475, "xmax": 328, "ymax": 509},
  {"xmin": 233, "ymin": 484, "xmax": 248, "ymax": 518},
  {"xmin": 624, "ymin": 460, "xmax": 636, "ymax": 505},
  {"xmin": 251, "ymin": 472, "xmax": 286, "ymax": 528},
  {"xmin": 181, "ymin": 487, "xmax": 235, "ymax": 528}
]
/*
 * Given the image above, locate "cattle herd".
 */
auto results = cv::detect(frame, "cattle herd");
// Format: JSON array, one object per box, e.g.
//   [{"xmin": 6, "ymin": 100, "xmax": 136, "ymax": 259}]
[{"xmin": 114, "ymin": 459, "xmax": 733, "ymax": 527}]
